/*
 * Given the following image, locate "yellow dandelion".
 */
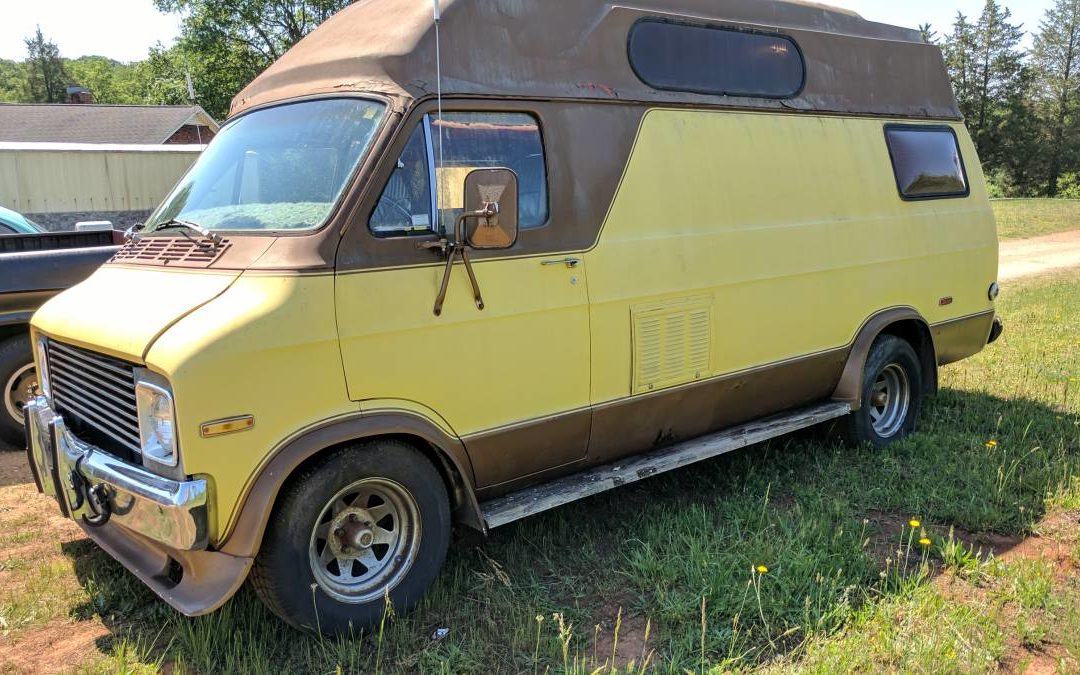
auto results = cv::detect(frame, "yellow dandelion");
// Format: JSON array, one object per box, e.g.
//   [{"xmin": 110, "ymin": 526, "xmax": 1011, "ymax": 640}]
[
  {"xmin": 985, "ymin": 439, "xmax": 998, "ymax": 449},
  {"xmin": 755, "ymin": 565, "xmax": 769, "ymax": 574},
  {"xmin": 918, "ymin": 537, "xmax": 932, "ymax": 547},
  {"xmin": 909, "ymin": 519, "xmax": 921, "ymax": 528}
]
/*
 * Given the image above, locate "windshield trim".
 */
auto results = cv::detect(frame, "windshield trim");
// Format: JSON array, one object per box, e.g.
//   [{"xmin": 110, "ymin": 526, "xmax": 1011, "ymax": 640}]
[{"xmin": 141, "ymin": 93, "xmax": 394, "ymax": 239}]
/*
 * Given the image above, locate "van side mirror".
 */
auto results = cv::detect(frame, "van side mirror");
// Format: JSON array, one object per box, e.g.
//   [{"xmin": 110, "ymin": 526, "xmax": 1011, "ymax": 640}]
[{"xmin": 463, "ymin": 168, "xmax": 518, "ymax": 250}]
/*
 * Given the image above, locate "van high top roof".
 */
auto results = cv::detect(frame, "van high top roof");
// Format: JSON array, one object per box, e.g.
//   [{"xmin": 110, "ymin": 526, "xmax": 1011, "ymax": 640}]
[{"xmin": 231, "ymin": 0, "xmax": 959, "ymax": 121}]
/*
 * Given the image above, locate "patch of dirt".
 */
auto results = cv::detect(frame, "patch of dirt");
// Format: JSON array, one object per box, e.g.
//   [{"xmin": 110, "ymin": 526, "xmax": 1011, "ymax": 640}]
[
  {"xmin": 589, "ymin": 595, "xmax": 657, "ymax": 670},
  {"xmin": 0, "ymin": 617, "xmax": 110, "ymax": 673},
  {"xmin": 999, "ymin": 230, "xmax": 1080, "ymax": 281},
  {"xmin": 0, "ymin": 449, "xmax": 32, "ymax": 488}
]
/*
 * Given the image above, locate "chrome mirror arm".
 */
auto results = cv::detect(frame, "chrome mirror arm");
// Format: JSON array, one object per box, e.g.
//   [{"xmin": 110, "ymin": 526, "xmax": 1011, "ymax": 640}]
[{"xmin": 430, "ymin": 206, "xmax": 495, "ymax": 316}]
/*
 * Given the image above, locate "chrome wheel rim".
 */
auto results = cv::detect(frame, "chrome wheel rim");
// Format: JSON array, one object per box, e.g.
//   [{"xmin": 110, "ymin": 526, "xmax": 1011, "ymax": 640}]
[
  {"xmin": 868, "ymin": 363, "xmax": 910, "ymax": 438},
  {"xmin": 308, "ymin": 477, "xmax": 421, "ymax": 604},
  {"xmin": 4, "ymin": 363, "xmax": 35, "ymax": 428}
]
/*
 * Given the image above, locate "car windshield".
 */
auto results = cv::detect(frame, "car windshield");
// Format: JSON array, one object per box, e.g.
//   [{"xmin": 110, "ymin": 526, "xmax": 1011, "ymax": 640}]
[{"xmin": 143, "ymin": 98, "xmax": 385, "ymax": 233}]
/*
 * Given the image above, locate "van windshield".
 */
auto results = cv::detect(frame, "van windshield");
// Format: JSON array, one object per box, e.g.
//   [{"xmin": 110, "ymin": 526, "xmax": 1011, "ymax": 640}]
[{"xmin": 143, "ymin": 98, "xmax": 385, "ymax": 233}]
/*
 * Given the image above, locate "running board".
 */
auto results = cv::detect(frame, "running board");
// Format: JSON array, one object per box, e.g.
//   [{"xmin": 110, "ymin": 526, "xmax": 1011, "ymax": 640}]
[{"xmin": 480, "ymin": 401, "xmax": 851, "ymax": 529}]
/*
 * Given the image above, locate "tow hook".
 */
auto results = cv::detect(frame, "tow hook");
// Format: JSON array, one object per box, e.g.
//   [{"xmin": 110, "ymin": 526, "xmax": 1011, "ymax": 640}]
[{"xmin": 69, "ymin": 459, "xmax": 112, "ymax": 527}]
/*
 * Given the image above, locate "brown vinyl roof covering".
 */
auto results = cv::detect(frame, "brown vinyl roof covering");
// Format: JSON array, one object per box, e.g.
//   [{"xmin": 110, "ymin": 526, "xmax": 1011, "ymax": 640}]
[
  {"xmin": 232, "ymin": 0, "xmax": 960, "ymax": 120},
  {"xmin": 0, "ymin": 104, "xmax": 219, "ymax": 144}
]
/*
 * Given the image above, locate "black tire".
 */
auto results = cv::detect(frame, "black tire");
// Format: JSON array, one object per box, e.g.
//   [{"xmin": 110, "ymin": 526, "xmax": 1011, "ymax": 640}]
[
  {"xmin": 839, "ymin": 335, "xmax": 924, "ymax": 447},
  {"xmin": 250, "ymin": 439, "xmax": 451, "ymax": 635},
  {"xmin": 0, "ymin": 334, "xmax": 34, "ymax": 448}
]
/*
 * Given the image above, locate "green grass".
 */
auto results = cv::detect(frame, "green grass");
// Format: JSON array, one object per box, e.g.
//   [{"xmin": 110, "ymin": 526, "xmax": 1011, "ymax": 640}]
[
  {"xmin": 2, "ymin": 272, "xmax": 1080, "ymax": 672},
  {"xmin": 993, "ymin": 198, "xmax": 1080, "ymax": 239}
]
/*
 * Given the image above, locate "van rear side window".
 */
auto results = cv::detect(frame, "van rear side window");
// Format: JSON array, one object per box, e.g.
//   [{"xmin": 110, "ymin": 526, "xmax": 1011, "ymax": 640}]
[
  {"xmin": 885, "ymin": 126, "xmax": 969, "ymax": 200},
  {"xmin": 628, "ymin": 19, "xmax": 804, "ymax": 99}
]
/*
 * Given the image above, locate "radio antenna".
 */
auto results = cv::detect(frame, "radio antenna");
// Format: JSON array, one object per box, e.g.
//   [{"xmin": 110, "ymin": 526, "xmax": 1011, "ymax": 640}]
[{"xmin": 432, "ymin": 0, "xmax": 445, "ymax": 232}]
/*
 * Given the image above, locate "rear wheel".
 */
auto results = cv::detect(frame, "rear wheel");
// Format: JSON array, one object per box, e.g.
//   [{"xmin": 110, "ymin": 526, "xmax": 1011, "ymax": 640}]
[
  {"xmin": 0, "ymin": 335, "xmax": 34, "ymax": 448},
  {"xmin": 250, "ymin": 439, "xmax": 450, "ymax": 635},
  {"xmin": 840, "ymin": 335, "xmax": 923, "ymax": 446}
]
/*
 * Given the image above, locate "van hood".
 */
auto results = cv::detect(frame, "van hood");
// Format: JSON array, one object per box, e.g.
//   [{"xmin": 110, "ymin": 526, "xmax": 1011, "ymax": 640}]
[{"xmin": 32, "ymin": 265, "xmax": 242, "ymax": 362}]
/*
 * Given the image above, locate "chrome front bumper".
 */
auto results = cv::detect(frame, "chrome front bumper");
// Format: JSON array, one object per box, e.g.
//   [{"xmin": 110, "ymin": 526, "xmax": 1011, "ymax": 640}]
[{"xmin": 24, "ymin": 396, "xmax": 209, "ymax": 551}]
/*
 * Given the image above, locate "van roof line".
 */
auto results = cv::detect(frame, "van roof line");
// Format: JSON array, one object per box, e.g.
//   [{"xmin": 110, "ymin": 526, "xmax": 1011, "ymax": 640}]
[{"xmin": 231, "ymin": 0, "xmax": 958, "ymax": 122}]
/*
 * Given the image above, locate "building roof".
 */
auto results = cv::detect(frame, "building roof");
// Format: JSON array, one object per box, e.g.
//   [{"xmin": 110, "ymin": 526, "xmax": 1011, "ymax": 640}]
[
  {"xmin": 233, "ymin": 0, "xmax": 959, "ymax": 121},
  {"xmin": 0, "ymin": 104, "xmax": 220, "ymax": 145}
]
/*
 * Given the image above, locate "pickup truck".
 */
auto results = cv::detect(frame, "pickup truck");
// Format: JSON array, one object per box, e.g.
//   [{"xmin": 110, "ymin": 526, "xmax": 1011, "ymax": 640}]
[{"xmin": 0, "ymin": 226, "xmax": 121, "ymax": 446}]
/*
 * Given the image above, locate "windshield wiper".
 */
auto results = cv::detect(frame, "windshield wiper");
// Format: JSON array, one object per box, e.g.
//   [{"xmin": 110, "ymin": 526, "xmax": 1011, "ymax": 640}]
[{"xmin": 152, "ymin": 218, "xmax": 223, "ymax": 247}]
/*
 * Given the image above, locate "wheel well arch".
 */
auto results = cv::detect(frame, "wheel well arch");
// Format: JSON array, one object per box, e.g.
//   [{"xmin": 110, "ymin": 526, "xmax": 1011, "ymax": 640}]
[
  {"xmin": 217, "ymin": 413, "xmax": 484, "ymax": 560},
  {"xmin": 832, "ymin": 309, "xmax": 938, "ymax": 411}
]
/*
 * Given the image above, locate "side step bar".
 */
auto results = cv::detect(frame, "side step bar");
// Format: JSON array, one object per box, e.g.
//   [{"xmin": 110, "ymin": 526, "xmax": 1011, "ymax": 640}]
[{"xmin": 480, "ymin": 401, "xmax": 851, "ymax": 529}]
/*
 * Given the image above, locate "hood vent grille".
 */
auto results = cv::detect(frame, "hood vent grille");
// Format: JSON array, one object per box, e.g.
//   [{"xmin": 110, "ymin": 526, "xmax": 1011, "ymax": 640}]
[{"xmin": 111, "ymin": 236, "xmax": 231, "ymax": 266}]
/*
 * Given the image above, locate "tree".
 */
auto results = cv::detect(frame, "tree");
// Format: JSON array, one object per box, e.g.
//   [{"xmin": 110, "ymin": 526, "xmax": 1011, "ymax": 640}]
[
  {"xmin": 23, "ymin": 27, "xmax": 68, "ymax": 103},
  {"xmin": 919, "ymin": 23, "xmax": 939, "ymax": 44},
  {"xmin": 943, "ymin": 13, "xmax": 978, "ymax": 121},
  {"xmin": 150, "ymin": 0, "xmax": 352, "ymax": 118},
  {"xmin": 1032, "ymin": 0, "xmax": 1080, "ymax": 196},
  {"xmin": 942, "ymin": 2, "xmax": 1030, "ymax": 190},
  {"xmin": 65, "ymin": 56, "xmax": 140, "ymax": 104},
  {"xmin": 0, "ymin": 59, "xmax": 27, "ymax": 102}
]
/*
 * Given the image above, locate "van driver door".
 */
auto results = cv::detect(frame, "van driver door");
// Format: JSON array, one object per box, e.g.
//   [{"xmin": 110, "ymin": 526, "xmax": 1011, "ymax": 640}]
[{"xmin": 335, "ymin": 110, "xmax": 591, "ymax": 491}]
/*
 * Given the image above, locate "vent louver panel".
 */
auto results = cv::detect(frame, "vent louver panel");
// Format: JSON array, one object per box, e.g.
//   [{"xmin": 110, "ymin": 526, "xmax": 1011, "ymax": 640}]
[
  {"xmin": 111, "ymin": 236, "xmax": 230, "ymax": 265},
  {"xmin": 632, "ymin": 297, "xmax": 713, "ymax": 394}
]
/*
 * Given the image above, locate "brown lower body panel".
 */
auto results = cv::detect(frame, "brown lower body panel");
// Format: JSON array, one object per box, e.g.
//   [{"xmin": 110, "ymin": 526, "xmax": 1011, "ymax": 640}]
[
  {"xmin": 932, "ymin": 311, "xmax": 996, "ymax": 366},
  {"xmin": 474, "ymin": 348, "xmax": 848, "ymax": 501}
]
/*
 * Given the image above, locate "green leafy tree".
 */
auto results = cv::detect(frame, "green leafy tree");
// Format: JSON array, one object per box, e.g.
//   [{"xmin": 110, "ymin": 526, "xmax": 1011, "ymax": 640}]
[
  {"xmin": 0, "ymin": 59, "xmax": 27, "ymax": 102},
  {"xmin": 1032, "ymin": 0, "xmax": 1080, "ymax": 196},
  {"xmin": 150, "ymin": 0, "xmax": 352, "ymax": 119},
  {"xmin": 919, "ymin": 23, "xmax": 939, "ymax": 44},
  {"xmin": 23, "ymin": 26, "xmax": 68, "ymax": 103},
  {"xmin": 65, "ymin": 56, "xmax": 141, "ymax": 104}
]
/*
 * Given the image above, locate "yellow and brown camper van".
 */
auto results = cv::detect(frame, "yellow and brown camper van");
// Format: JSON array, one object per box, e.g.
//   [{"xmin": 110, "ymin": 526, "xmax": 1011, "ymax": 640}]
[{"xmin": 23, "ymin": 0, "xmax": 1001, "ymax": 633}]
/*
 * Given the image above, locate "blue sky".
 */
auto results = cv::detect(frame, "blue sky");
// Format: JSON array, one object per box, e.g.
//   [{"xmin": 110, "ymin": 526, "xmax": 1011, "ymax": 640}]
[{"xmin": 0, "ymin": 0, "xmax": 1056, "ymax": 63}]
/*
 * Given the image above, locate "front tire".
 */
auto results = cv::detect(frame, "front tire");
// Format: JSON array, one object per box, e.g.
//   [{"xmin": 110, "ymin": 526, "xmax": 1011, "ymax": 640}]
[
  {"xmin": 840, "ymin": 335, "xmax": 923, "ymax": 447},
  {"xmin": 250, "ymin": 439, "xmax": 450, "ymax": 635},
  {"xmin": 0, "ymin": 335, "xmax": 35, "ymax": 448}
]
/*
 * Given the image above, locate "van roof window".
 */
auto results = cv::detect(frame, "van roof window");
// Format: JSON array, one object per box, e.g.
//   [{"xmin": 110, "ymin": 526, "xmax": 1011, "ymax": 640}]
[{"xmin": 628, "ymin": 19, "xmax": 805, "ymax": 99}]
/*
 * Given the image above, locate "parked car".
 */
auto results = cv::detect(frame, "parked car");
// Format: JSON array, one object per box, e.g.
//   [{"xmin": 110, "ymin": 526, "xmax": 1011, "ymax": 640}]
[
  {"xmin": 0, "ymin": 206, "xmax": 44, "ymax": 235},
  {"xmin": 0, "ymin": 226, "xmax": 120, "ymax": 445},
  {"xmin": 25, "ymin": 0, "xmax": 1002, "ymax": 635}
]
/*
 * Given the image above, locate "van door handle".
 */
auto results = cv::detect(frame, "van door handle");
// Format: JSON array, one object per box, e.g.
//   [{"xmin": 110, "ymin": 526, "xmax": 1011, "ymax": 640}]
[{"xmin": 541, "ymin": 257, "xmax": 580, "ymax": 268}]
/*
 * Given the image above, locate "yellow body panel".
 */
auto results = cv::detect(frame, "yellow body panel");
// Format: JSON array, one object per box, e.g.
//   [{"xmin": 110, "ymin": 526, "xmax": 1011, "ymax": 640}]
[
  {"xmin": 585, "ymin": 109, "xmax": 997, "ymax": 404},
  {"xmin": 335, "ymin": 256, "xmax": 591, "ymax": 484},
  {"xmin": 32, "ymin": 266, "xmax": 240, "ymax": 361},
  {"xmin": 146, "ymin": 272, "xmax": 354, "ymax": 540}
]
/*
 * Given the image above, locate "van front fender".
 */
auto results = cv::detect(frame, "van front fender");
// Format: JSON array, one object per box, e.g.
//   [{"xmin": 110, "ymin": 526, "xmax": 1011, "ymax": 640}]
[{"xmin": 217, "ymin": 409, "xmax": 482, "ymax": 558}]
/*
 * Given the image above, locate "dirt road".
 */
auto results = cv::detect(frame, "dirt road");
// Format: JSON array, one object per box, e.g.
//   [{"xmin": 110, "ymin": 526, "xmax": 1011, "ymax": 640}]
[{"xmin": 999, "ymin": 230, "xmax": 1080, "ymax": 281}]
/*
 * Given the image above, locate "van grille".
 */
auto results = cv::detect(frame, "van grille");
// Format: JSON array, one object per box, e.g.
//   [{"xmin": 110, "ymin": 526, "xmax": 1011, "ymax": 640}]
[
  {"xmin": 46, "ymin": 340, "xmax": 142, "ymax": 457},
  {"xmin": 111, "ymin": 236, "xmax": 230, "ymax": 265}
]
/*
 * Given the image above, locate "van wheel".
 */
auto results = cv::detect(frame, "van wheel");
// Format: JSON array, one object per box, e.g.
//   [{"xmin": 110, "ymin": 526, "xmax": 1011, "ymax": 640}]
[
  {"xmin": 840, "ymin": 335, "xmax": 923, "ymax": 447},
  {"xmin": 250, "ymin": 439, "xmax": 450, "ymax": 635},
  {"xmin": 0, "ymin": 335, "xmax": 35, "ymax": 448}
]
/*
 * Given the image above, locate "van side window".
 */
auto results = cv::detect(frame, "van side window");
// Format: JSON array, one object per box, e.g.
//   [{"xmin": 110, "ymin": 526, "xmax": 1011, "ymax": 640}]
[
  {"xmin": 431, "ymin": 112, "xmax": 548, "ymax": 232},
  {"xmin": 369, "ymin": 112, "xmax": 549, "ymax": 236},
  {"xmin": 628, "ymin": 19, "xmax": 804, "ymax": 99},
  {"xmin": 370, "ymin": 122, "xmax": 436, "ymax": 235},
  {"xmin": 885, "ymin": 126, "xmax": 969, "ymax": 200}
]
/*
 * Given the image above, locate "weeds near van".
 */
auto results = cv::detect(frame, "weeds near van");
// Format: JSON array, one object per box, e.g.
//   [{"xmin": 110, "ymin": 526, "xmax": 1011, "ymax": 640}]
[{"xmin": 3, "ymin": 271, "xmax": 1080, "ymax": 671}]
